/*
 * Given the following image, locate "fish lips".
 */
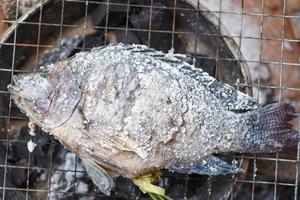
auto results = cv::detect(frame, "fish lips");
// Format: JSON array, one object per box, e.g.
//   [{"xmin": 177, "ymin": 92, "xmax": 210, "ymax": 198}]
[{"xmin": 8, "ymin": 79, "xmax": 53, "ymax": 127}]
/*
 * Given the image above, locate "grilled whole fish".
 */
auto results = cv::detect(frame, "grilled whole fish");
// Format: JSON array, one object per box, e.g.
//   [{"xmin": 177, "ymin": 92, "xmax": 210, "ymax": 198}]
[{"xmin": 8, "ymin": 43, "xmax": 298, "ymax": 195}]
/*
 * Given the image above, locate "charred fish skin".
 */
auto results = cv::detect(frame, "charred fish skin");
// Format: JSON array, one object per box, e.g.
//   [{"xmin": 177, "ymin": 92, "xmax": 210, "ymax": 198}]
[{"xmin": 8, "ymin": 44, "xmax": 298, "ymax": 179}]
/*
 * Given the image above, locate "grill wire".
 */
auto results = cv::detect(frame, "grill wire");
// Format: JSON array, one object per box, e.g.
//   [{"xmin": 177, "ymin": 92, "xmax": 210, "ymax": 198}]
[{"xmin": 0, "ymin": 0, "xmax": 299, "ymax": 199}]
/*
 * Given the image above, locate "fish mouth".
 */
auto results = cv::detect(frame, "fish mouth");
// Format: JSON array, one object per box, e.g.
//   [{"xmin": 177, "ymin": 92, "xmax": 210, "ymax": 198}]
[
  {"xmin": 7, "ymin": 82, "xmax": 43, "ymax": 129},
  {"xmin": 7, "ymin": 75, "xmax": 22, "ymax": 95},
  {"xmin": 7, "ymin": 84, "xmax": 18, "ymax": 93},
  {"xmin": 7, "ymin": 82, "xmax": 27, "ymax": 113},
  {"xmin": 7, "ymin": 84, "xmax": 21, "ymax": 100}
]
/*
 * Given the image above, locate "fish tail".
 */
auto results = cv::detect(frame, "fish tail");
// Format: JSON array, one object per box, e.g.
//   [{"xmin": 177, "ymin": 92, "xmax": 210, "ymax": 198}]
[{"xmin": 238, "ymin": 103, "xmax": 298, "ymax": 153}]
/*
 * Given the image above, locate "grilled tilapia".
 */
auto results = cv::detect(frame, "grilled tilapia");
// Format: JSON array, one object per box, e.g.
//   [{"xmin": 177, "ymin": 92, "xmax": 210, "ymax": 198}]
[{"xmin": 8, "ymin": 43, "xmax": 298, "ymax": 195}]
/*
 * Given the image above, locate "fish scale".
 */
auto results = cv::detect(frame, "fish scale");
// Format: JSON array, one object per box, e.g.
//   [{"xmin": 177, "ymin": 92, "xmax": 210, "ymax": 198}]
[{"xmin": 8, "ymin": 43, "xmax": 298, "ymax": 196}]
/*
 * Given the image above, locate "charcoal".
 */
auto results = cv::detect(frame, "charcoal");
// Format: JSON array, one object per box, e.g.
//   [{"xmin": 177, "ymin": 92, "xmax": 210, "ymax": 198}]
[
  {"xmin": 148, "ymin": 34, "xmax": 184, "ymax": 53},
  {"xmin": 107, "ymin": 13, "xmax": 126, "ymax": 27},
  {"xmin": 0, "ymin": 171, "xmax": 28, "ymax": 199},
  {"xmin": 10, "ymin": 101, "xmax": 26, "ymax": 118},
  {"xmin": 125, "ymin": 30, "xmax": 142, "ymax": 44},
  {"xmin": 7, "ymin": 142, "xmax": 21, "ymax": 162},
  {"xmin": 128, "ymin": 29, "xmax": 184, "ymax": 52},
  {"xmin": 114, "ymin": 177, "xmax": 139, "ymax": 198},
  {"xmin": 130, "ymin": 0, "xmax": 151, "ymax": 5},
  {"xmin": 12, "ymin": 127, "xmax": 33, "ymax": 159},
  {"xmin": 91, "ymin": 3, "xmax": 107, "ymax": 27},
  {"xmin": 91, "ymin": 0, "xmax": 128, "ymax": 27},
  {"xmin": 0, "ymin": 189, "xmax": 27, "ymax": 200},
  {"xmin": 4, "ymin": 126, "xmax": 59, "ymax": 194},
  {"xmin": 11, "ymin": 126, "xmax": 57, "ymax": 168},
  {"xmin": 0, "ymin": 144, "xmax": 28, "ymax": 199},
  {"xmin": 129, "ymin": 2, "xmax": 184, "ymax": 52},
  {"xmin": 10, "ymin": 163, "xmax": 27, "ymax": 188},
  {"xmin": 0, "ymin": 93, "xmax": 10, "ymax": 136},
  {"xmin": 11, "ymin": 141, "xmax": 28, "ymax": 160},
  {"xmin": 38, "ymin": 36, "xmax": 83, "ymax": 67},
  {"xmin": 84, "ymin": 33, "xmax": 105, "ymax": 49},
  {"xmin": 107, "ymin": 29, "xmax": 141, "ymax": 44},
  {"xmin": 179, "ymin": 54, "xmax": 216, "ymax": 77},
  {"xmin": 130, "ymin": 2, "xmax": 172, "ymax": 31}
]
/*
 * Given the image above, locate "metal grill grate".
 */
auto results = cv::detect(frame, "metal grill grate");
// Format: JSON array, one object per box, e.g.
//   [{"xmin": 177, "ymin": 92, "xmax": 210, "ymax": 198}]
[{"xmin": 0, "ymin": 0, "xmax": 299, "ymax": 199}]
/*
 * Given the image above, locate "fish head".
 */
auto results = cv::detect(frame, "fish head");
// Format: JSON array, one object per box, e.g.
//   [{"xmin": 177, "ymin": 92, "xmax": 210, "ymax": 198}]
[
  {"xmin": 8, "ymin": 72, "xmax": 57, "ymax": 126},
  {"xmin": 8, "ymin": 69, "xmax": 82, "ymax": 130}
]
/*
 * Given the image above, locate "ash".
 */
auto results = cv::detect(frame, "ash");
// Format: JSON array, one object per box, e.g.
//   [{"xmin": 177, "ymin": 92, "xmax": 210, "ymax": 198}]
[{"xmin": 48, "ymin": 150, "xmax": 93, "ymax": 200}]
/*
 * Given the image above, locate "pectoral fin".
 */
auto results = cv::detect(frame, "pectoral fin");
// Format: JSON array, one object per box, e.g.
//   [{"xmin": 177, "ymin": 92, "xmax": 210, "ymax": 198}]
[
  {"xmin": 168, "ymin": 156, "xmax": 242, "ymax": 175},
  {"xmin": 82, "ymin": 159, "xmax": 115, "ymax": 195}
]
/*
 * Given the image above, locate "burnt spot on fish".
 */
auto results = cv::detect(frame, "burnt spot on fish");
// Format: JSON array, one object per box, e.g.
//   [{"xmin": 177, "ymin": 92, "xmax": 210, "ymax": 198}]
[{"xmin": 166, "ymin": 97, "xmax": 172, "ymax": 105}]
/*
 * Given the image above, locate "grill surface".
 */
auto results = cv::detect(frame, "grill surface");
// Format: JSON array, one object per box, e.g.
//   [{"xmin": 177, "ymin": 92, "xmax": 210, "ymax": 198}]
[{"xmin": 0, "ymin": 0, "xmax": 299, "ymax": 200}]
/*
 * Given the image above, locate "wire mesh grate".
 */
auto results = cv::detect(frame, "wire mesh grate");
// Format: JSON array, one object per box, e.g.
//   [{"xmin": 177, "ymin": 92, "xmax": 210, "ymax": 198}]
[{"xmin": 0, "ymin": 0, "xmax": 299, "ymax": 199}]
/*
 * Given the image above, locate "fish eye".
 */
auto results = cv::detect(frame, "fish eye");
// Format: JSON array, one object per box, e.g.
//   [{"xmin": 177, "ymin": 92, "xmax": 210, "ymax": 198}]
[{"xmin": 35, "ymin": 75, "xmax": 47, "ymax": 85}]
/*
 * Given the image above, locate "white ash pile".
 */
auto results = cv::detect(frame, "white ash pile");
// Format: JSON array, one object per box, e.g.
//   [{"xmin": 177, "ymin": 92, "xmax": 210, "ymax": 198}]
[{"xmin": 48, "ymin": 151, "xmax": 93, "ymax": 200}]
